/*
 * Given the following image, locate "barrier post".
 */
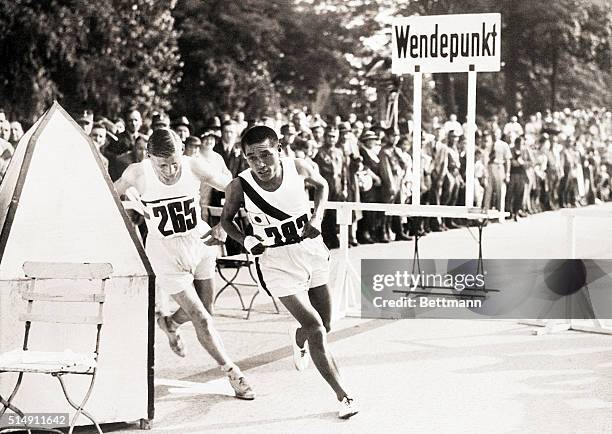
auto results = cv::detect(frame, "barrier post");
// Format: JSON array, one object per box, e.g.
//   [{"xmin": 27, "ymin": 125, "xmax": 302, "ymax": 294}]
[
  {"xmin": 332, "ymin": 203, "xmax": 360, "ymax": 321},
  {"xmin": 411, "ymin": 68, "xmax": 422, "ymax": 205},
  {"xmin": 465, "ymin": 67, "xmax": 477, "ymax": 207}
]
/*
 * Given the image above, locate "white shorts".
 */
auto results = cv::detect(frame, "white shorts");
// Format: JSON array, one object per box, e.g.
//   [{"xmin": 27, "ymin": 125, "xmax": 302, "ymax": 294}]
[
  {"xmin": 254, "ymin": 236, "xmax": 330, "ymax": 298},
  {"xmin": 145, "ymin": 232, "xmax": 217, "ymax": 295}
]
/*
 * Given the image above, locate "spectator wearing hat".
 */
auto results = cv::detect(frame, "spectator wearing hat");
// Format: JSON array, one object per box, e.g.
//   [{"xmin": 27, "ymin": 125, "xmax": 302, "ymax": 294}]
[
  {"xmin": 173, "ymin": 116, "xmax": 191, "ymax": 143},
  {"xmin": 115, "ymin": 134, "xmax": 149, "ymax": 243},
  {"xmin": 206, "ymin": 116, "xmax": 222, "ymax": 138},
  {"xmin": 114, "ymin": 118, "xmax": 126, "ymax": 135},
  {"xmin": 108, "ymin": 109, "xmax": 145, "ymax": 157},
  {"xmin": 310, "ymin": 121, "xmax": 325, "ymax": 151},
  {"xmin": 292, "ymin": 111, "xmax": 314, "ymax": 141},
  {"xmin": 0, "ymin": 119, "xmax": 10, "ymax": 144},
  {"xmin": 558, "ymin": 137, "xmax": 579, "ymax": 208},
  {"xmin": 198, "ymin": 130, "xmax": 232, "ymax": 223},
  {"xmin": 89, "ymin": 122, "xmax": 110, "ymax": 170},
  {"xmin": 352, "ymin": 120, "xmax": 365, "ymax": 142},
  {"xmin": 379, "ymin": 131, "xmax": 410, "ymax": 241},
  {"xmin": 152, "ymin": 113, "xmax": 170, "ymax": 131},
  {"xmin": 280, "ymin": 124, "xmax": 297, "ymax": 158},
  {"xmin": 0, "ymin": 126, "xmax": 14, "ymax": 183},
  {"xmin": 428, "ymin": 131, "xmax": 450, "ymax": 231},
  {"xmin": 77, "ymin": 109, "xmax": 94, "ymax": 135},
  {"xmin": 313, "ymin": 126, "xmax": 345, "ymax": 248},
  {"xmin": 473, "ymin": 148, "xmax": 487, "ymax": 209},
  {"xmin": 483, "ymin": 129, "xmax": 511, "ymax": 214},
  {"xmin": 338, "ymin": 122, "xmax": 362, "ymax": 246},
  {"xmin": 443, "ymin": 130, "xmax": 464, "ymax": 228},
  {"xmin": 260, "ymin": 116, "xmax": 278, "ymax": 134},
  {"xmin": 293, "ymin": 138, "xmax": 318, "ymax": 164},
  {"xmin": 357, "ymin": 130, "xmax": 383, "ymax": 244},
  {"xmin": 212, "ymin": 120, "xmax": 245, "ymax": 176},
  {"xmin": 114, "ymin": 135, "xmax": 148, "ymax": 180},
  {"xmin": 234, "ymin": 111, "xmax": 248, "ymax": 135},
  {"xmin": 209, "ymin": 120, "xmax": 247, "ymax": 211},
  {"xmin": 503, "ymin": 116, "xmax": 524, "ymax": 145},
  {"xmin": 443, "ymin": 114, "xmax": 463, "ymax": 137},
  {"xmin": 505, "ymin": 136, "xmax": 528, "ymax": 220},
  {"xmin": 394, "ymin": 135, "xmax": 415, "ymax": 239},
  {"xmin": 338, "ymin": 122, "xmax": 358, "ymax": 152},
  {"xmin": 184, "ymin": 135, "xmax": 202, "ymax": 157},
  {"xmin": 520, "ymin": 135, "xmax": 537, "ymax": 214},
  {"xmin": 539, "ymin": 135, "xmax": 557, "ymax": 210}
]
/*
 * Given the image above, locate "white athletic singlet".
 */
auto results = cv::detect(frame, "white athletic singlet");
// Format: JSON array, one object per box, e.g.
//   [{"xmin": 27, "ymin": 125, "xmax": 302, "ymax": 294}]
[
  {"xmin": 140, "ymin": 157, "xmax": 209, "ymax": 239},
  {"xmin": 238, "ymin": 158, "xmax": 310, "ymax": 247}
]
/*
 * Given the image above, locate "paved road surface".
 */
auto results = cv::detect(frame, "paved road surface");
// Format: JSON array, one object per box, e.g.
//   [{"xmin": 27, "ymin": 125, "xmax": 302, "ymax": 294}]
[{"xmin": 77, "ymin": 204, "xmax": 612, "ymax": 433}]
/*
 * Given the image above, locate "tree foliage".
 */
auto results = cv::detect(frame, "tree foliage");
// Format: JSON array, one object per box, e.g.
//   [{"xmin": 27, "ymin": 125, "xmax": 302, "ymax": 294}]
[
  {"xmin": 0, "ymin": 0, "xmax": 181, "ymax": 122},
  {"xmin": 360, "ymin": 0, "xmax": 611, "ymax": 120},
  {"xmin": 171, "ymin": 0, "xmax": 363, "ymax": 122},
  {"xmin": 0, "ymin": 0, "xmax": 609, "ymax": 125}
]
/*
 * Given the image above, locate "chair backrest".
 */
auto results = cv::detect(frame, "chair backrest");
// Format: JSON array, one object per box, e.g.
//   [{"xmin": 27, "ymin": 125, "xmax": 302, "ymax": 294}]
[
  {"xmin": 205, "ymin": 206, "xmax": 249, "ymax": 221},
  {"xmin": 21, "ymin": 262, "xmax": 112, "ymax": 325}
]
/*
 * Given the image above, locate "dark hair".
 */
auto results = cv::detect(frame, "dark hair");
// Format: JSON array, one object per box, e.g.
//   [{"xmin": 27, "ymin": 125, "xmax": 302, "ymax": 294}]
[
  {"xmin": 240, "ymin": 126, "xmax": 278, "ymax": 151},
  {"xmin": 185, "ymin": 135, "xmax": 201, "ymax": 147},
  {"xmin": 148, "ymin": 128, "xmax": 182, "ymax": 158}
]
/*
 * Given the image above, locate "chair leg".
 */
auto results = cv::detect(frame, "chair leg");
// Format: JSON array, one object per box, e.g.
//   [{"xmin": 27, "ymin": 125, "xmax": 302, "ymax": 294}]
[
  {"xmin": 230, "ymin": 285, "xmax": 246, "ymax": 311},
  {"xmin": 271, "ymin": 297, "xmax": 280, "ymax": 314},
  {"xmin": 244, "ymin": 261, "xmax": 278, "ymax": 318},
  {"xmin": 55, "ymin": 374, "xmax": 103, "ymax": 434},
  {"xmin": 0, "ymin": 372, "xmax": 26, "ymax": 418},
  {"xmin": 245, "ymin": 290, "xmax": 259, "ymax": 320},
  {"xmin": 245, "ymin": 290, "xmax": 280, "ymax": 319},
  {"xmin": 0, "ymin": 374, "xmax": 65, "ymax": 434},
  {"xmin": 215, "ymin": 268, "xmax": 246, "ymax": 310}
]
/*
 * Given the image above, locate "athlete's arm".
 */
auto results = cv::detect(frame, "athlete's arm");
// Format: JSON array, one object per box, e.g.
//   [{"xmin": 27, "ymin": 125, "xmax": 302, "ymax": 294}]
[
  {"xmin": 220, "ymin": 178, "xmax": 265, "ymax": 254},
  {"xmin": 295, "ymin": 158, "xmax": 328, "ymax": 239},
  {"xmin": 216, "ymin": 154, "xmax": 233, "ymax": 180},
  {"xmin": 113, "ymin": 163, "xmax": 142, "ymax": 197},
  {"xmin": 191, "ymin": 157, "xmax": 233, "ymax": 191}
]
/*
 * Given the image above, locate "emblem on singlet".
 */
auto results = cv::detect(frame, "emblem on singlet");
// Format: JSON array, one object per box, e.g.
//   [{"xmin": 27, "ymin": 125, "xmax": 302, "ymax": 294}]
[{"xmin": 248, "ymin": 212, "xmax": 271, "ymax": 226}]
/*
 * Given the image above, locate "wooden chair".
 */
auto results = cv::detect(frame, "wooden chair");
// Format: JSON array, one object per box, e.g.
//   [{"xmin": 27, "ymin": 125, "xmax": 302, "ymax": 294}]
[
  {"xmin": 0, "ymin": 262, "xmax": 112, "ymax": 434},
  {"xmin": 205, "ymin": 206, "xmax": 279, "ymax": 319}
]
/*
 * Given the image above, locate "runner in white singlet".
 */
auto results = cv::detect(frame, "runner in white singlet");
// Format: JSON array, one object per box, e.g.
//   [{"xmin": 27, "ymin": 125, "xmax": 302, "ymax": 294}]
[
  {"xmin": 221, "ymin": 126, "xmax": 358, "ymax": 418},
  {"xmin": 114, "ymin": 128, "xmax": 254, "ymax": 400}
]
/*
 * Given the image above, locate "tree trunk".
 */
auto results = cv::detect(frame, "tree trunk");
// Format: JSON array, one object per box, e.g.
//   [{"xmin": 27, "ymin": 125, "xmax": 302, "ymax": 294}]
[
  {"xmin": 503, "ymin": 8, "xmax": 518, "ymax": 116},
  {"xmin": 437, "ymin": 73, "xmax": 457, "ymax": 116},
  {"xmin": 551, "ymin": 42, "xmax": 558, "ymax": 111}
]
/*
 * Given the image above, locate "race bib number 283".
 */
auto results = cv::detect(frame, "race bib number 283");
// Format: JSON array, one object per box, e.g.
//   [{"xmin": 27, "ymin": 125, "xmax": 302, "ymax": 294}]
[{"xmin": 264, "ymin": 214, "xmax": 308, "ymax": 244}]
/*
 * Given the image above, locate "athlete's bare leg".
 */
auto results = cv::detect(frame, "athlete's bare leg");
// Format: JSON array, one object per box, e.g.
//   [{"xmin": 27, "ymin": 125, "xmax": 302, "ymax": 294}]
[
  {"xmin": 280, "ymin": 290, "xmax": 349, "ymax": 401},
  {"xmin": 305, "ymin": 284, "xmax": 340, "ymax": 372},
  {"xmin": 170, "ymin": 278, "xmax": 215, "ymax": 325},
  {"xmin": 170, "ymin": 287, "xmax": 229, "ymax": 365}
]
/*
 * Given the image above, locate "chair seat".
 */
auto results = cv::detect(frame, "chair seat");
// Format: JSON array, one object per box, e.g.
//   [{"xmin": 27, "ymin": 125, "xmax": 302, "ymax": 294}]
[
  {"xmin": 0, "ymin": 350, "xmax": 97, "ymax": 374},
  {"xmin": 216, "ymin": 254, "xmax": 253, "ymax": 269}
]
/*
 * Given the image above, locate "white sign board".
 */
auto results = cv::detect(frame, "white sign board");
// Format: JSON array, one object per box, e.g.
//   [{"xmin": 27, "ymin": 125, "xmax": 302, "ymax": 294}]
[{"xmin": 392, "ymin": 13, "xmax": 501, "ymax": 74}]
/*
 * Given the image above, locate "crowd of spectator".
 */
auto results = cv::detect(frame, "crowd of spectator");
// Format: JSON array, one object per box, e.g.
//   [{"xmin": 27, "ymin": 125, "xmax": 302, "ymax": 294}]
[{"xmin": 0, "ymin": 104, "xmax": 610, "ymax": 250}]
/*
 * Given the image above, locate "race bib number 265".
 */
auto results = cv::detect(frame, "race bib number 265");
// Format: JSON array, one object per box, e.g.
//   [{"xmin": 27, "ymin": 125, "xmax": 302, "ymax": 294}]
[{"xmin": 151, "ymin": 198, "xmax": 197, "ymax": 236}]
